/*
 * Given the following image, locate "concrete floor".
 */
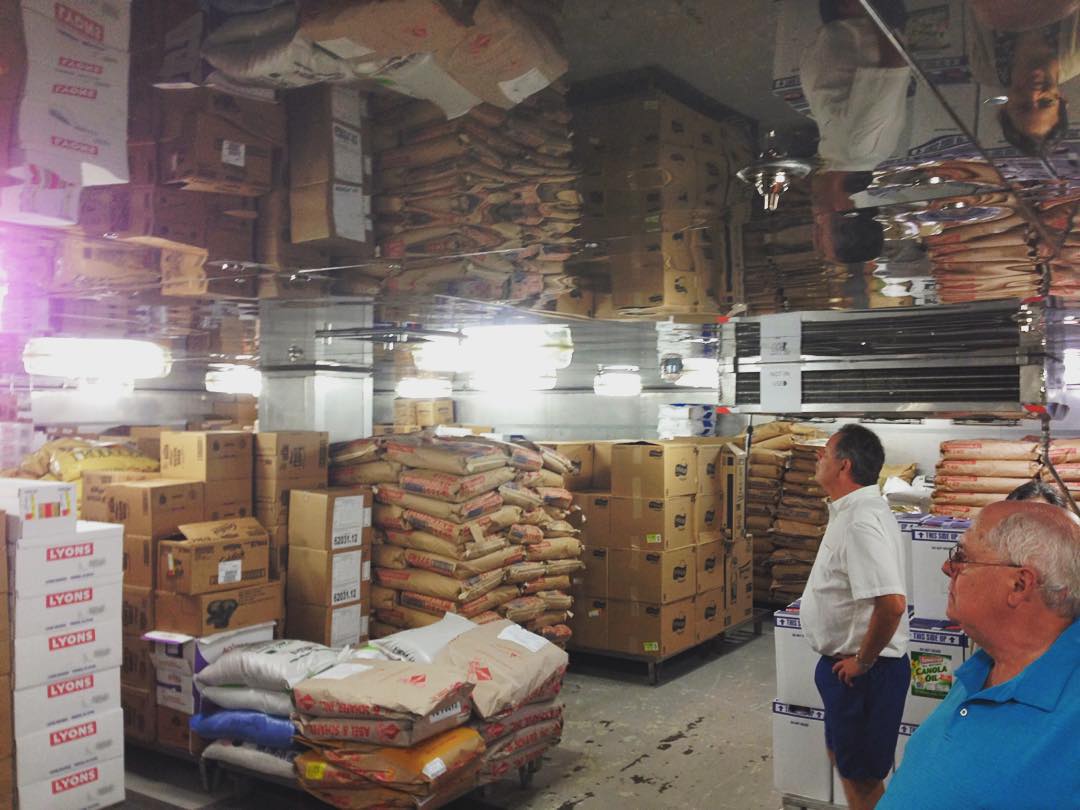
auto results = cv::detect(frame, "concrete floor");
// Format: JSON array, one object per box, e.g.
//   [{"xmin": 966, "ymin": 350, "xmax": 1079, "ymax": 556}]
[{"xmin": 119, "ymin": 625, "xmax": 782, "ymax": 810}]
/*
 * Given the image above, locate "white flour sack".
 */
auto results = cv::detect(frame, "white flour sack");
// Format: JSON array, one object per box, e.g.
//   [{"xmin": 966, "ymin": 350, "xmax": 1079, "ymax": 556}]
[
  {"xmin": 372, "ymin": 613, "xmax": 478, "ymax": 663},
  {"xmin": 195, "ymin": 639, "xmax": 350, "ymax": 692},
  {"xmin": 198, "ymin": 685, "xmax": 296, "ymax": 717}
]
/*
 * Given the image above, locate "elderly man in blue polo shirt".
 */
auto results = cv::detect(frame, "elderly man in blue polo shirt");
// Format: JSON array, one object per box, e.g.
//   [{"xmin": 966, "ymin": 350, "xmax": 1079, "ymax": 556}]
[{"xmin": 880, "ymin": 499, "xmax": 1080, "ymax": 807}]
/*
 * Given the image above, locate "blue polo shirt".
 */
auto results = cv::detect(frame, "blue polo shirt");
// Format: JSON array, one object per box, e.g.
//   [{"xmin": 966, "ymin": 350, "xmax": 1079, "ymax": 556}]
[{"xmin": 880, "ymin": 617, "xmax": 1080, "ymax": 809}]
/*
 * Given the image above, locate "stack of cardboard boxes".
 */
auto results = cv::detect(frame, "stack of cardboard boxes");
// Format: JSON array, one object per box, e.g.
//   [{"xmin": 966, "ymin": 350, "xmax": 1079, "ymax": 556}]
[
  {"xmin": 254, "ymin": 431, "xmax": 330, "ymax": 583},
  {"xmin": 1, "ymin": 479, "xmax": 126, "ymax": 808},
  {"xmin": 570, "ymin": 440, "xmax": 751, "ymax": 659},
  {"xmin": 392, "ymin": 398, "xmax": 455, "ymax": 434},
  {"xmin": 573, "ymin": 84, "xmax": 754, "ymax": 317},
  {"xmin": 286, "ymin": 488, "xmax": 373, "ymax": 648}
]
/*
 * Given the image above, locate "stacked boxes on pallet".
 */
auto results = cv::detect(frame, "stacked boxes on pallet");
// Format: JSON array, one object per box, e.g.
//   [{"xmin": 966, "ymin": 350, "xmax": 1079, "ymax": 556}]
[
  {"xmin": 769, "ymin": 440, "xmax": 829, "ymax": 606},
  {"xmin": 286, "ymin": 488, "xmax": 373, "ymax": 648},
  {"xmin": 1, "ymin": 480, "xmax": 126, "ymax": 808},
  {"xmin": 393, "ymin": 398, "xmax": 455, "ymax": 436}
]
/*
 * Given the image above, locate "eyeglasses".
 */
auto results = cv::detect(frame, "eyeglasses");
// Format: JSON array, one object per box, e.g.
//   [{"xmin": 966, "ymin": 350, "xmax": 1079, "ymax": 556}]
[{"xmin": 946, "ymin": 545, "xmax": 1024, "ymax": 570}]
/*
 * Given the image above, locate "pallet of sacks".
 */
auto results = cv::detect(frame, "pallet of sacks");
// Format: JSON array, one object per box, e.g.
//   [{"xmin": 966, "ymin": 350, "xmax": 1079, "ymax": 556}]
[
  {"xmin": 931, "ymin": 438, "xmax": 1046, "ymax": 519},
  {"xmin": 768, "ymin": 440, "xmax": 829, "ymax": 606},
  {"xmin": 293, "ymin": 616, "xmax": 568, "ymax": 807},
  {"xmin": 329, "ymin": 434, "xmax": 583, "ymax": 647}
]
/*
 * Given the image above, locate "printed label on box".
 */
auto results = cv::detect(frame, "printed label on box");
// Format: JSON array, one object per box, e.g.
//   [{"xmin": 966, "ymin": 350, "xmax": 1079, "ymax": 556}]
[
  {"xmin": 218, "ymin": 559, "xmax": 242, "ymax": 585},
  {"xmin": 221, "ymin": 140, "xmax": 246, "ymax": 167},
  {"xmin": 330, "ymin": 604, "xmax": 363, "ymax": 648},
  {"xmin": 331, "ymin": 550, "xmax": 362, "ymax": 606},
  {"xmin": 332, "ymin": 496, "xmax": 365, "ymax": 532},
  {"xmin": 911, "ymin": 650, "xmax": 954, "ymax": 698}
]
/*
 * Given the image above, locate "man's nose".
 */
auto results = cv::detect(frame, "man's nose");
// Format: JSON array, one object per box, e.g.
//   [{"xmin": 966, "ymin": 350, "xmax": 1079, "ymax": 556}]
[{"xmin": 941, "ymin": 559, "xmax": 956, "ymax": 578}]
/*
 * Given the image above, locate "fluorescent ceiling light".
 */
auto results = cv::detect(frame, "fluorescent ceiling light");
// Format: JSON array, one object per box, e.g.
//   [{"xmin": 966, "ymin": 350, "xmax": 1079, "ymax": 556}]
[
  {"xmin": 23, "ymin": 337, "xmax": 171, "ymax": 380},
  {"xmin": 413, "ymin": 324, "xmax": 573, "ymax": 374},
  {"xmin": 396, "ymin": 377, "xmax": 453, "ymax": 398},
  {"xmin": 594, "ymin": 365, "xmax": 642, "ymax": 397},
  {"xmin": 205, "ymin": 365, "xmax": 262, "ymax": 396}
]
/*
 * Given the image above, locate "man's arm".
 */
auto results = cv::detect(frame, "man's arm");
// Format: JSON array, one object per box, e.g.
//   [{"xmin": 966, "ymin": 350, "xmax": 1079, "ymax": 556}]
[{"xmin": 833, "ymin": 593, "xmax": 907, "ymax": 686}]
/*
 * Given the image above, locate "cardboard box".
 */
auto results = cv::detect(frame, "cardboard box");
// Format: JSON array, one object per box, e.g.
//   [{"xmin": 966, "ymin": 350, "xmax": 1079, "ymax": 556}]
[
  {"xmin": 12, "ymin": 619, "xmax": 123, "ymax": 690},
  {"xmin": 607, "ymin": 547, "xmax": 696, "ymax": 604},
  {"xmin": 288, "ymin": 487, "xmax": 370, "ymax": 551},
  {"xmin": 160, "ymin": 431, "xmax": 253, "ymax": 482},
  {"xmin": 0, "ymin": 479, "xmax": 76, "ymax": 543},
  {"xmin": 607, "ymin": 598, "xmax": 696, "ymax": 658},
  {"xmin": 611, "ymin": 441, "xmax": 696, "ymax": 498},
  {"xmin": 577, "ymin": 492, "xmax": 613, "ymax": 547},
  {"xmin": 773, "ymin": 601, "xmax": 824, "ymax": 709},
  {"xmin": 156, "ymin": 705, "xmax": 192, "ymax": 752},
  {"xmin": 726, "ymin": 536, "xmax": 754, "ymax": 624},
  {"xmin": 0, "ymin": 676, "xmax": 8, "ymax": 759},
  {"xmin": 120, "ymin": 686, "xmax": 156, "ymax": 744},
  {"xmin": 12, "ymin": 667, "xmax": 121, "ymax": 739},
  {"xmin": 159, "ymin": 105, "xmax": 275, "ymax": 196},
  {"xmin": 121, "ymin": 639, "xmax": 155, "ymax": 691},
  {"xmin": 254, "ymin": 473, "xmax": 328, "ymax": 528},
  {"xmin": 123, "ymin": 534, "xmax": 155, "ymax": 589},
  {"xmin": 592, "ymin": 441, "xmax": 616, "ymax": 490},
  {"xmin": 161, "ymin": 247, "xmax": 258, "ymax": 298},
  {"xmin": 611, "ymin": 265, "xmax": 698, "ymax": 313},
  {"xmin": 569, "ymin": 598, "xmax": 608, "ymax": 650},
  {"xmin": 392, "ymin": 399, "xmax": 417, "ymax": 425},
  {"xmin": 904, "ymin": 618, "xmax": 969, "ymax": 725},
  {"xmin": 0, "ymin": 757, "xmax": 9, "ymax": 809},
  {"xmin": 106, "ymin": 479, "xmax": 205, "ymax": 539},
  {"xmin": 203, "ymin": 477, "xmax": 253, "ymax": 522},
  {"xmin": 414, "ymin": 398, "xmax": 455, "ymax": 428},
  {"xmin": 610, "ymin": 496, "xmax": 694, "ymax": 551},
  {"xmin": 286, "ymin": 602, "xmax": 369, "ymax": 649},
  {"xmin": 696, "ymin": 539, "xmax": 726, "ymax": 593},
  {"xmin": 576, "ymin": 93, "xmax": 697, "ymax": 150},
  {"xmin": 910, "ymin": 522, "xmax": 964, "ymax": 621},
  {"xmin": 16, "ymin": 754, "xmax": 125, "ymax": 810},
  {"xmin": 157, "ymin": 518, "xmax": 270, "ymax": 595},
  {"xmin": 11, "ymin": 521, "xmax": 123, "ymax": 596},
  {"xmin": 572, "ymin": 547, "xmax": 609, "ymax": 598},
  {"xmin": 80, "ymin": 470, "xmax": 157, "ymax": 522},
  {"xmin": 290, "ymin": 180, "xmax": 373, "ymax": 246},
  {"xmin": 538, "ymin": 442, "xmax": 594, "ymax": 491},
  {"xmin": 255, "ymin": 431, "xmax": 329, "ymax": 481},
  {"xmin": 719, "ymin": 443, "xmax": 747, "ymax": 536},
  {"xmin": 152, "ymin": 581, "xmax": 284, "ymax": 637},
  {"xmin": 693, "ymin": 494, "xmax": 721, "ymax": 537},
  {"xmin": 122, "ymin": 586, "xmax": 154, "ymax": 638},
  {"xmin": 287, "ymin": 84, "xmax": 370, "ymax": 188},
  {"xmin": 772, "ymin": 702, "xmax": 832, "ymax": 803},
  {"xmin": 287, "ymin": 546, "xmax": 369, "ymax": 608},
  {"xmin": 13, "ymin": 580, "xmax": 123, "ymax": 638},
  {"xmin": 15, "ymin": 707, "xmax": 123, "ymax": 787},
  {"xmin": 695, "ymin": 588, "xmax": 728, "ymax": 643},
  {"xmin": 129, "ymin": 426, "xmax": 169, "ymax": 460}
]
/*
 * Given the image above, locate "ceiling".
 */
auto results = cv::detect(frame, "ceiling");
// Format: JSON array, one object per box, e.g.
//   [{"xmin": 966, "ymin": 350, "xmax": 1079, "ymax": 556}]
[{"xmin": 559, "ymin": 0, "xmax": 806, "ymax": 130}]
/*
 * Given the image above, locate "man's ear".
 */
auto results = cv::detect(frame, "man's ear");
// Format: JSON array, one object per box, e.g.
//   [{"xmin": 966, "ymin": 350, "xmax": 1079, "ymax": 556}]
[{"xmin": 1006, "ymin": 568, "xmax": 1040, "ymax": 608}]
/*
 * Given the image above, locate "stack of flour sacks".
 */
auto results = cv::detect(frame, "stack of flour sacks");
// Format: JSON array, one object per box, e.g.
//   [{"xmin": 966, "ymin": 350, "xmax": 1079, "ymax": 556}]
[{"xmin": 189, "ymin": 614, "xmax": 568, "ymax": 806}]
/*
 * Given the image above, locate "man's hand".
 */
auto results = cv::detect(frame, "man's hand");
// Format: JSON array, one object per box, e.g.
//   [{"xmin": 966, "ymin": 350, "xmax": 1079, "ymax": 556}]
[{"xmin": 832, "ymin": 655, "xmax": 866, "ymax": 686}]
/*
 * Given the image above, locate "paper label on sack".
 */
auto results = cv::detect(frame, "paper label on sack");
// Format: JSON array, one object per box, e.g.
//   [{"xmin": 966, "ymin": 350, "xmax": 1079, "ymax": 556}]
[
  {"xmin": 305, "ymin": 761, "xmax": 327, "ymax": 780},
  {"xmin": 760, "ymin": 364, "xmax": 801, "ymax": 412},
  {"xmin": 318, "ymin": 37, "xmax": 376, "ymax": 61},
  {"xmin": 330, "ymin": 604, "xmax": 363, "ymax": 649},
  {"xmin": 760, "ymin": 313, "xmax": 801, "ymax": 361},
  {"xmin": 362, "ymin": 560, "xmax": 371, "ymax": 581},
  {"xmin": 331, "ymin": 183, "xmax": 368, "ymax": 241},
  {"xmin": 498, "ymin": 624, "xmax": 547, "ymax": 653},
  {"xmin": 221, "ymin": 140, "xmax": 246, "ymax": 167},
  {"xmin": 331, "ymin": 550, "xmax": 362, "ymax": 606},
  {"xmin": 332, "ymin": 496, "xmax": 366, "ymax": 532},
  {"xmin": 313, "ymin": 662, "xmax": 373, "ymax": 681},
  {"xmin": 499, "ymin": 67, "xmax": 551, "ymax": 104},
  {"xmin": 218, "ymin": 559, "xmax": 242, "ymax": 585},
  {"xmin": 422, "ymin": 757, "xmax": 448, "ymax": 780}
]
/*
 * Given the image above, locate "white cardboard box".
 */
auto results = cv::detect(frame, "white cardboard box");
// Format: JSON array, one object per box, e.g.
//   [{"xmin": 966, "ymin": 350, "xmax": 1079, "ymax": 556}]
[
  {"xmin": 773, "ymin": 601, "xmax": 823, "ymax": 709},
  {"xmin": 904, "ymin": 618, "xmax": 969, "ymax": 724},
  {"xmin": 13, "ymin": 618, "xmax": 123, "ymax": 689},
  {"xmin": 15, "ymin": 707, "xmax": 124, "ymax": 787},
  {"xmin": 911, "ymin": 521, "xmax": 966, "ymax": 621},
  {"xmin": 0, "ymin": 479, "xmax": 77, "ymax": 542},
  {"xmin": 895, "ymin": 512, "xmax": 930, "ymax": 604},
  {"xmin": 17, "ymin": 4, "xmax": 130, "ymax": 91},
  {"xmin": 13, "ymin": 579, "xmax": 123, "ymax": 637},
  {"xmin": 11, "ymin": 520, "xmax": 124, "ymax": 596},
  {"xmin": 13, "ymin": 666, "xmax": 121, "ymax": 738},
  {"xmin": 16, "ymin": 754, "xmax": 125, "ymax": 810},
  {"xmin": 772, "ymin": 701, "xmax": 832, "ymax": 803},
  {"xmin": 20, "ymin": 0, "xmax": 133, "ymax": 53}
]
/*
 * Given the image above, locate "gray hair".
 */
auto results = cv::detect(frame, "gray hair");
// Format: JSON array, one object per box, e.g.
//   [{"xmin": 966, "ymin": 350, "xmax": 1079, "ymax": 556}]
[{"xmin": 985, "ymin": 512, "xmax": 1080, "ymax": 619}]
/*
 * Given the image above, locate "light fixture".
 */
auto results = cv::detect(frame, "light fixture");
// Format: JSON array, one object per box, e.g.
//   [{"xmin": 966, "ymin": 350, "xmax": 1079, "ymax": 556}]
[
  {"xmin": 205, "ymin": 364, "xmax": 262, "ymax": 396},
  {"xmin": 594, "ymin": 365, "xmax": 642, "ymax": 397},
  {"xmin": 412, "ymin": 324, "xmax": 574, "ymax": 374},
  {"xmin": 22, "ymin": 337, "xmax": 171, "ymax": 380},
  {"xmin": 736, "ymin": 129, "xmax": 813, "ymax": 212},
  {"xmin": 395, "ymin": 376, "xmax": 453, "ymax": 398}
]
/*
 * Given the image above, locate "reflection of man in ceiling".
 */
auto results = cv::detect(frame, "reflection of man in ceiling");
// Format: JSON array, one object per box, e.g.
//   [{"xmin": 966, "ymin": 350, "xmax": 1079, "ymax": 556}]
[
  {"xmin": 801, "ymin": 1, "xmax": 909, "ymax": 264},
  {"xmin": 969, "ymin": 9, "xmax": 1079, "ymax": 155}
]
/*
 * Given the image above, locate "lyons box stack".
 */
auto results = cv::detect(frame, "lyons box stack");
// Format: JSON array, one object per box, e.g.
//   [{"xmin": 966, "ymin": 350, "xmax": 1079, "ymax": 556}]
[
  {"xmin": 1, "ymin": 479, "xmax": 126, "ymax": 808},
  {"xmin": 286, "ymin": 488, "xmax": 374, "ymax": 648},
  {"xmin": 572, "ymin": 82, "xmax": 754, "ymax": 317},
  {"xmin": 373, "ymin": 87, "xmax": 581, "ymax": 309},
  {"xmin": 254, "ymin": 431, "xmax": 330, "ymax": 581},
  {"xmin": 330, "ymin": 435, "xmax": 582, "ymax": 647}
]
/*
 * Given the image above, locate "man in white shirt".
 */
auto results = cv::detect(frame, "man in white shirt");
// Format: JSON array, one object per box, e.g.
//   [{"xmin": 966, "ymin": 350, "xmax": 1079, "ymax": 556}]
[{"xmin": 800, "ymin": 424, "xmax": 910, "ymax": 810}]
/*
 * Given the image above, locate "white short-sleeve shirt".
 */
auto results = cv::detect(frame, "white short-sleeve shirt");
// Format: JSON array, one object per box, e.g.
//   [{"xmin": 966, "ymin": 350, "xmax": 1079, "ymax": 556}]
[{"xmin": 800, "ymin": 484, "xmax": 909, "ymax": 658}]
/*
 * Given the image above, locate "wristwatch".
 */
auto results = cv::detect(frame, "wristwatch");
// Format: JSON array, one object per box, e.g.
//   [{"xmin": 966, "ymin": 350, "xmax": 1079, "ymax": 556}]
[{"xmin": 854, "ymin": 652, "xmax": 875, "ymax": 672}]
